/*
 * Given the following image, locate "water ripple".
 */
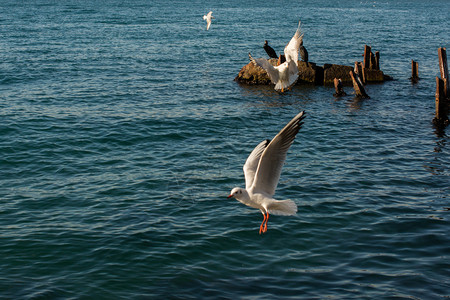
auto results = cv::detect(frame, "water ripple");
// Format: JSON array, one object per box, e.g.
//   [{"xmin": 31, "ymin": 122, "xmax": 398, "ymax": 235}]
[{"xmin": 1, "ymin": 0, "xmax": 449, "ymax": 298}]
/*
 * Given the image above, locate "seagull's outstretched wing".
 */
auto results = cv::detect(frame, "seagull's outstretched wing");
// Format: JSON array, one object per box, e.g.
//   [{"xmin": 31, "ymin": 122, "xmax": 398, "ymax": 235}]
[
  {"xmin": 251, "ymin": 111, "xmax": 306, "ymax": 196},
  {"xmin": 284, "ymin": 21, "xmax": 303, "ymax": 64},
  {"xmin": 249, "ymin": 53, "xmax": 279, "ymax": 85},
  {"xmin": 243, "ymin": 139, "xmax": 270, "ymax": 190},
  {"xmin": 286, "ymin": 60, "xmax": 299, "ymax": 89}
]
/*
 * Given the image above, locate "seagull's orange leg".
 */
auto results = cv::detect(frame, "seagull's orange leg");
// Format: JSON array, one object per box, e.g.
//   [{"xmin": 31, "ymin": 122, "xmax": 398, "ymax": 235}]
[
  {"xmin": 259, "ymin": 212, "xmax": 267, "ymax": 234},
  {"xmin": 259, "ymin": 212, "xmax": 270, "ymax": 234},
  {"xmin": 263, "ymin": 212, "xmax": 269, "ymax": 233}
]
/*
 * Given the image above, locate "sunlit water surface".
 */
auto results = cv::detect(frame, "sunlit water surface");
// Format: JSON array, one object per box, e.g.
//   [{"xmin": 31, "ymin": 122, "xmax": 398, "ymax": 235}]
[{"xmin": 1, "ymin": 0, "xmax": 449, "ymax": 298}]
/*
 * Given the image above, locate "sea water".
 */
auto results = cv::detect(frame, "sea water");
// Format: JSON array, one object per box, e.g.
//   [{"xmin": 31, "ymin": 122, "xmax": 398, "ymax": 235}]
[{"xmin": 1, "ymin": 0, "xmax": 449, "ymax": 298}]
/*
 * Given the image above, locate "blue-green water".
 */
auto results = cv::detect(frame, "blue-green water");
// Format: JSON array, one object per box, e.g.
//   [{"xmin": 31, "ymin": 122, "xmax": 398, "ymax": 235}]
[{"xmin": 1, "ymin": 0, "xmax": 449, "ymax": 298}]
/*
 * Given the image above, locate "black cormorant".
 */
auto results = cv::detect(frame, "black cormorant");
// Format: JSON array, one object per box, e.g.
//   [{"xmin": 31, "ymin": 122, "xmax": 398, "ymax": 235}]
[
  {"xmin": 299, "ymin": 40, "xmax": 308, "ymax": 62},
  {"xmin": 263, "ymin": 40, "xmax": 278, "ymax": 59}
]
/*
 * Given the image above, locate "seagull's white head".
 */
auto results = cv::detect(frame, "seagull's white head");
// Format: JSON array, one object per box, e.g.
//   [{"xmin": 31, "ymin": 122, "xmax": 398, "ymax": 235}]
[{"xmin": 227, "ymin": 187, "xmax": 246, "ymax": 199}]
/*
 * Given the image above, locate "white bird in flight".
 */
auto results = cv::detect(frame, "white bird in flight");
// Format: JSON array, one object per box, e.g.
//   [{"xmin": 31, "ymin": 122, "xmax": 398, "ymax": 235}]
[
  {"xmin": 203, "ymin": 11, "xmax": 214, "ymax": 30},
  {"xmin": 249, "ymin": 21, "xmax": 304, "ymax": 92},
  {"xmin": 228, "ymin": 111, "xmax": 306, "ymax": 234}
]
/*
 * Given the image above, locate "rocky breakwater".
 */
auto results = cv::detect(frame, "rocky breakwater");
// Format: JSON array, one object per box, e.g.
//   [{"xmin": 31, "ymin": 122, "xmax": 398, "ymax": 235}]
[
  {"xmin": 234, "ymin": 45, "xmax": 392, "ymax": 87},
  {"xmin": 235, "ymin": 60, "xmax": 391, "ymax": 86}
]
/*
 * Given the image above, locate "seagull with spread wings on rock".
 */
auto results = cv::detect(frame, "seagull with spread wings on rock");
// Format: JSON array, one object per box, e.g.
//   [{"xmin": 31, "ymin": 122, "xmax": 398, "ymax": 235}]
[{"xmin": 249, "ymin": 21, "xmax": 303, "ymax": 93}]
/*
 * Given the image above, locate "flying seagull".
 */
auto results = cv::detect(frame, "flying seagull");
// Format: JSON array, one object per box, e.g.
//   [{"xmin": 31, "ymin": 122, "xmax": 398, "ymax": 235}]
[
  {"xmin": 249, "ymin": 21, "xmax": 303, "ymax": 92},
  {"xmin": 263, "ymin": 40, "xmax": 278, "ymax": 59},
  {"xmin": 203, "ymin": 11, "xmax": 214, "ymax": 30},
  {"xmin": 227, "ymin": 111, "xmax": 306, "ymax": 234}
]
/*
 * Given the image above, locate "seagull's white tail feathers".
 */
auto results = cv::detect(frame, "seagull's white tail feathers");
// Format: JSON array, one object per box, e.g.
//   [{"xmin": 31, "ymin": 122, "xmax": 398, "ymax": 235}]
[
  {"xmin": 274, "ymin": 73, "xmax": 298, "ymax": 92},
  {"xmin": 267, "ymin": 199, "xmax": 298, "ymax": 216},
  {"xmin": 274, "ymin": 81, "xmax": 289, "ymax": 92}
]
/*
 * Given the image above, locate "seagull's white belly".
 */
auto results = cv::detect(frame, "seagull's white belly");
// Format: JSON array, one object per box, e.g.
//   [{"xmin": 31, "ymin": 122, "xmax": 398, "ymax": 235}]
[
  {"xmin": 247, "ymin": 191, "xmax": 274, "ymax": 210},
  {"xmin": 237, "ymin": 196, "xmax": 261, "ymax": 210},
  {"xmin": 278, "ymin": 64, "xmax": 289, "ymax": 80}
]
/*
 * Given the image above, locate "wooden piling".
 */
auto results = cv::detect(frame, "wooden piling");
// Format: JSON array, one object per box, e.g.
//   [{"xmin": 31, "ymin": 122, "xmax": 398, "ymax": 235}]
[
  {"xmin": 354, "ymin": 61, "xmax": 365, "ymax": 85},
  {"xmin": 349, "ymin": 70, "xmax": 369, "ymax": 98},
  {"xmin": 434, "ymin": 77, "xmax": 448, "ymax": 124},
  {"xmin": 438, "ymin": 47, "xmax": 449, "ymax": 98},
  {"xmin": 411, "ymin": 60, "xmax": 419, "ymax": 82},
  {"xmin": 374, "ymin": 51, "xmax": 380, "ymax": 70},
  {"xmin": 363, "ymin": 45, "xmax": 371, "ymax": 69},
  {"xmin": 433, "ymin": 47, "xmax": 449, "ymax": 127},
  {"xmin": 444, "ymin": 78, "xmax": 449, "ymax": 102},
  {"xmin": 438, "ymin": 48, "xmax": 448, "ymax": 79},
  {"xmin": 363, "ymin": 46, "xmax": 380, "ymax": 71},
  {"xmin": 333, "ymin": 78, "xmax": 347, "ymax": 97},
  {"xmin": 369, "ymin": 51, "xmax": 376, "ymax": 70}
]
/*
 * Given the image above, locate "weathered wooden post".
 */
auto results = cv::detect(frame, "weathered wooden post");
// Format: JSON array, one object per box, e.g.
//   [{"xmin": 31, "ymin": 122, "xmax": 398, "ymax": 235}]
[
  {"xmin": 369, "ymin": 51, "xmax": 376, "ymax": 70},
  {"xmin": 433, "ymin": 48, "xmax": 449, "ymax": 126},
  {"xmin": 438, "ymin": 47, "xmax": 449, "ymax": 98},
  {"xmin": 354, "ymin": 61, "xmax": 365, "ymax": 85},
  {"xmin": 411, "ymin": 60, "xmax": 419, "ymax": 83},
  {"xmin": 374, "ymin": 51, "xmax": 380, "ymax": 70},
  {"xmin": 333, "ymin": 78, "xmax": 346, "ymax": 97},
  {"xmin": 434, "ymin": 77, "xmax": 448, "ymax": 125},
  {"xmin": 349, "ymin": 70, "xmax": 369, "ymax": 98},
  {"xmin": 363, "ymin": 45, "xmax": 372, "ymax": 69}
]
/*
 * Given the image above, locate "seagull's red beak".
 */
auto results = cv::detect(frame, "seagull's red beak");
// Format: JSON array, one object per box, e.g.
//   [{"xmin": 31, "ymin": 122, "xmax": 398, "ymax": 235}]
[{"xmin": 227, "ymin": 194, "xmax": 233, "ymax": 199}]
